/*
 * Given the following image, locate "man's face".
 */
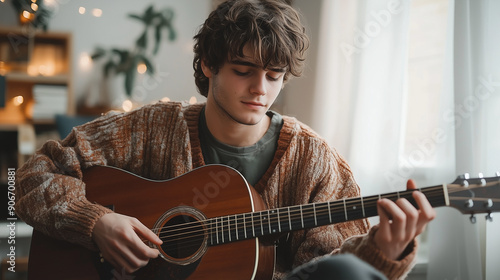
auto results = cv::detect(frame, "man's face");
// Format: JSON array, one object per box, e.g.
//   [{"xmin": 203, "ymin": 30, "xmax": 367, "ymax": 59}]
[{"xmin": 205, "ymin": 46, "xmax": 285, "ymax": 126}]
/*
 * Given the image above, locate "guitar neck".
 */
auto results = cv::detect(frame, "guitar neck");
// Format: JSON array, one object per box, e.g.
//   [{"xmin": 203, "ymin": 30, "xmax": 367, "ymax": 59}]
[{"xmin": 206, "ymin": 185, "xmax": 448, "ymax": 246}]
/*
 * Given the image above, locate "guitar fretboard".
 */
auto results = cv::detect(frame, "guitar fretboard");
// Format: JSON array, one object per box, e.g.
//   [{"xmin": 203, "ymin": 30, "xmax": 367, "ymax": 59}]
[{"xmin": 205, "ymin": 185, "xmax": 448, "ymax": 246}]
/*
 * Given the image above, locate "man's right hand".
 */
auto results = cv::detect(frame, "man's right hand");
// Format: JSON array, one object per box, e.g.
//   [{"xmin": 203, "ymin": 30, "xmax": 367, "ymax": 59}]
[{"xmin": 92, "ymin": 213, "xmax": 163, "ymax": 274}]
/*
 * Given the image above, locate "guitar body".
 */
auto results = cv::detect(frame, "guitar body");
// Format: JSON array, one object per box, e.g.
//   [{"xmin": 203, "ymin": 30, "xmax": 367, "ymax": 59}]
[{"xmin": 28, "ymin": 165, "xmax": 276, "ymax": 280}]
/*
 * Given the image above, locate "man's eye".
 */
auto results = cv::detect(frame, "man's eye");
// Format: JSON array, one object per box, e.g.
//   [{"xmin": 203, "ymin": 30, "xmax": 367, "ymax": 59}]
[
  {"xmin": 267, "ymin": 75, "xmax": 279, "ymax": 82},
  {"xmin": 234, "ymin": 70, "xmax": 249, "ymax": 76}
]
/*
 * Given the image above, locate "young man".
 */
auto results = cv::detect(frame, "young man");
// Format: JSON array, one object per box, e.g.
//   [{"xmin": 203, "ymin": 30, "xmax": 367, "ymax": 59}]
[{"xmin": 15, "ymin": 0, "xmax": 435, "ymax": 279}]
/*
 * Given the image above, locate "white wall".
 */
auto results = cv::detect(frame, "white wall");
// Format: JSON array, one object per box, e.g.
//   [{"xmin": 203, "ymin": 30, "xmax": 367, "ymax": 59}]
[
  {"xmin": 281, "ymin": 0, "xmax": 323, "ymax": 127},
  {"xmin": 0, "ymin": 0, "xmax": 211, "ymax": 107}
]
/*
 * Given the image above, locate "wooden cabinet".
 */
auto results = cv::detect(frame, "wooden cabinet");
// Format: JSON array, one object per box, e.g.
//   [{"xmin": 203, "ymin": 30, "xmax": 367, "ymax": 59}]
[{"xmin": 0, "ymin": 26, "xmax": 73, "ymax": 180}]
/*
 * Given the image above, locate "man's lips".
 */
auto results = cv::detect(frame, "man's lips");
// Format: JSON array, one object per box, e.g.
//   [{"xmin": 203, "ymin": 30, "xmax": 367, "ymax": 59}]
[{"xmin": 242, "ymin": 101, "xmax": 265, "ymax": 107}]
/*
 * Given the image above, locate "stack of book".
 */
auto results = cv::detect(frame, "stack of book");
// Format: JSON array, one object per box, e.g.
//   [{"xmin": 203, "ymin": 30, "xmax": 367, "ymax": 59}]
[{"xmin": 32, "ymin": 84, "xmax": 68, "ymax": 120}]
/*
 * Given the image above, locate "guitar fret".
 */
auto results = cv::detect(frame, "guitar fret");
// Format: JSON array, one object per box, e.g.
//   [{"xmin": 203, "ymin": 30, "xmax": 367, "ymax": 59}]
[
  {"xmin": 224, "ymin": 217, "xmax": 228, "ymax": 243},
  {"xmin": 250, "ymin": 213, "xmax": 254, "ymax": 237},
  {"xmin": 228, "ymin": 216, "xmax": 231, "ymax": 242},
  {"xmin": 221, "ymin": 217, "xmax": 225, "ymax": 243},
  {"xmin": 288, "ymin": 207, "xmax": 292, "ymax": 230},
  {"xmin": 259, "ymin": 212, "xmax": 264, "ymax": 235},
  {"xmin": 268, "ymin": 211, "xmax": 272, "ymax": 234},
  {"xmin": 343, "ymin": 198, "xmax": 348, "ymax": 221},
  {"xmin": 346, "ymin": 198, "xmax": 366, "ymax": 221},
  {"xmin": 361, "ymin": 196, "xmax": 365, "ymax": 217},
  {"xmin": 313, "ymin": 203, "xmax": 317, "ymax": 226},
  {"xmin": 216, "ymin": 217, "xmax": 219, "ymax": 244},
  {"xmin": 328, "ymin": 201, "xmax": 332, "ymax": 223},
  {"xmin": 235, "ymin": 215, "xmax": 239, "ymax": 240},
  {"xmin": 230, "ymin": 216, "xmax": 233, "ymax": 241},
  {"xmin": 244, "ymin": 213, "xmax": 248, "ymax": 239},
  {"xmin": 269, "ymin": 210, "xmax": 278, "ymax": 233},
  {"xmin": 227, "ymin": 216, "xmax": 230, "ymax": 242},
  {"xmin": 300, "ymin": 205, "xmax": 304, "ymax": 228},
  {"xmin": 210, "ymin": 218, "xmax": 213, "ymax": 245},
  {"xmin": 251, "ymin": 212, "xmax": 257, "ymax": 237},
  {"xmin": 277, "ymin": 208, "xmax": 281, "ymax": 232}
]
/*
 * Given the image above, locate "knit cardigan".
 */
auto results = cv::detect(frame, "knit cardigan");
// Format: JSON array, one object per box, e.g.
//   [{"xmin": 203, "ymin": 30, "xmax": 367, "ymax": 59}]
[{"xmin": 16, "ymin": 102, "xmax": 416, "ymax": 279}]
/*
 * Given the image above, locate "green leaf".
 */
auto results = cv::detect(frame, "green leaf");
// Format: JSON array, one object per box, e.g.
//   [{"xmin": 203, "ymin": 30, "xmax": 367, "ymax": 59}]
[
  {"xmin": 111, "ymin": 49, "xmax": 130, "ymax": 65},
  {"xmin": 144, "ymin": 5, "xmax": 154, "ymax": 19},
  {"xmin": 153, "ymin": 25, "xmax": 162, "ymax": 54},
  {"xmin": 136, "ymin": 30, "xmax": 147, "ymax": 50},
  {"xmin": 91, "ymin": 47, "xmax": 106, "ymax": 60},
  {"xmin": 91, "ymin": 52, "xmax": 105, "ymax": 60},
  {"xmin": 128, "ymin": 14, "xmax": 144, "ymax": 22},
  {"xmin": 139, "ymin": 55, "xmax": 155, "ymax": 75},
  {"xmin": 168, "ymin": 26, "xmax": 177, "ymax": 41}
]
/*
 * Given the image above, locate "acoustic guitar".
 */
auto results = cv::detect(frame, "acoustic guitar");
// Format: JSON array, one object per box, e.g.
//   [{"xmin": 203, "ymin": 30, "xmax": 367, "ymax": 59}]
[{"xmin": 27, "ymin": 165, "xmax": 500, "ymax": 279}]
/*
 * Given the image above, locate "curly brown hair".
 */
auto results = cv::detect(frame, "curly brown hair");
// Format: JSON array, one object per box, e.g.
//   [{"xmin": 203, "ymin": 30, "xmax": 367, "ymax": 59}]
[{"xmin": 193, "ymin": 0, "xmax": 309, "ymax": 97}]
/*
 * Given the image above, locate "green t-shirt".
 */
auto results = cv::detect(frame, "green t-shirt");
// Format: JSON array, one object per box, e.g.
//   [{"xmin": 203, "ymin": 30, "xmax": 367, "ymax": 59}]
[{"xmin": 199, "ymin": 107, "xmax": 283, "ymax": 186}]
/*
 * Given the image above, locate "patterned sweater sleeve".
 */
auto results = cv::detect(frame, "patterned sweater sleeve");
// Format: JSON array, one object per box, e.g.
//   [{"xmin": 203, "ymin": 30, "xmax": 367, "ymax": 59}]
[{"xmin": 14, "ymin": 107, "xmax": 158, "ymax": 250}]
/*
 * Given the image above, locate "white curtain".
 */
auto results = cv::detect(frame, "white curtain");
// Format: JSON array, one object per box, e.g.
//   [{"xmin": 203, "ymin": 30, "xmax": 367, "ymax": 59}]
[
  {"xmin": 427, "ymin": 1, "xmax": 500, "ymax": 279},
  {"xmin": 309, "ymin": 0, "xmax": 412, "ymax": 195},
  {"xmin": 295, "ymin": 0, "xmax": 500, "ymax": 279}
]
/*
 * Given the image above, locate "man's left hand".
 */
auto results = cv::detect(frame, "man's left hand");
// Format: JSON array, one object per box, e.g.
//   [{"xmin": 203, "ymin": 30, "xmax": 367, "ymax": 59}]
[{"xmin": 374, "ymin": 179, "xmax": 436, "ymax": 260}]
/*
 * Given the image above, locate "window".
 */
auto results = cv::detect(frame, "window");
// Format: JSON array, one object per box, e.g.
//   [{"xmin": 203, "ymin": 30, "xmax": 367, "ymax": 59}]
[{"xmin": 402, "ymin": 0, "xmax": 450, "ymax": 172}]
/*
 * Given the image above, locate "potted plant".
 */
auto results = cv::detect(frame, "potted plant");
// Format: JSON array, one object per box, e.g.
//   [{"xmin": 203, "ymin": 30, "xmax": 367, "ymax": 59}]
[{"xmin": 91, "ymin": 5, "xmax": 176, "ymax": 99}]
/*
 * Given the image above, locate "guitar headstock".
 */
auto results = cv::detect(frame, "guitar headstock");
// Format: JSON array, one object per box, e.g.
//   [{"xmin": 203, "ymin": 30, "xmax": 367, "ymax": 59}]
[{"xmin": 447, "ymin": 172, "xmax": 500, "ymax": 223}]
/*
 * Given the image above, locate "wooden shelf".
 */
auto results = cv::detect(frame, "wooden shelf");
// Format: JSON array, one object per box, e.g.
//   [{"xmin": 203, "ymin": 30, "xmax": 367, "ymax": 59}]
[
  {"xmin": 5, "ymin": 72, "xmax": 70, "ymax": 84},
  {"xmin": 0, "ymin": 123, "xmax": 21, "ymax": 131},
  {"xmin": 0, "ymin": 26, "xmax": 73, "ymax": 179}
]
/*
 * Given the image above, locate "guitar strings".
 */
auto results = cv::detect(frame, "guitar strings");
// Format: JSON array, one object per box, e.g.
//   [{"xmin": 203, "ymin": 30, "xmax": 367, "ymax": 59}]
[
  {"xmin": 152, "ymin": 186, "xmax": 445, "ymax": 234},
  {"xmin": 153, "ymin": 187, "xmax": 448, "ymax": 242},
  {"xmin": 153, "ymin": 187, "xmax": 500, "ymax": 253},
  {"xmin": 154, "ymin": 194, "xmax": 500, "ymax": 254},
  {"xmin": 155, "ymin": 183, "xmax": 499, "ymax": 237},
  {"xmin": 153, "ymin": 188, "xmax": 452, "ymax": 252},
  {"xmin": 148, "ymin": 185, "xmax": 498, "ymax": 253},
  {"xmin": 147, "ymin": 187, "xmax": 450, "ymax": 247}
]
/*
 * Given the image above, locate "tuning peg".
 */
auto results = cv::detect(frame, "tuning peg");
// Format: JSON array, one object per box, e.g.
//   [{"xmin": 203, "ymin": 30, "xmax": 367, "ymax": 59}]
[
  {"xmin": 470, "ymin": 214, "xmax": 476, "ymax": 224},
  {"xmin": 456, "ymin": 173, "xmax": 471, "ymax": 186},
  {"xmin": 486, "ymin": 213, "xmax": 493, "ymax": 222},
  {"xmin": 478, "ymin": 173, "xmax": 487, "ymax": 186},
  {"xmin": 458, "ymin": 173, "xmax": 471, "ymax": 179},
  {"xmin": 465, "ymin": 199, "xmax": 474, "ymax": 208},
  {"xmin": 485, "ymin": 199, "xmax": 493, "ymax": 208}
]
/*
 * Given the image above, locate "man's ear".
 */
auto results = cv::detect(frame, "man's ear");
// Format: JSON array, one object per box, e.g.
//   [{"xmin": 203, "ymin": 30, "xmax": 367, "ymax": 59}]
[{"xmin": 201, "ymin": 60, "xmax": 213, "ymax": 78}]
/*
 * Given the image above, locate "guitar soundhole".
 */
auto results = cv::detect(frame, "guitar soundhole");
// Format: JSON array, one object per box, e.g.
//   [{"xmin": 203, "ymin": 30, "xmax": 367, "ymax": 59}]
[
  {"xmin": 162, "ymin": 215, "xmax": 204, "ymax": 259},
  {"xmin": 153, "ymin": 206, "xmax": 208, "ymax": 265}
]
